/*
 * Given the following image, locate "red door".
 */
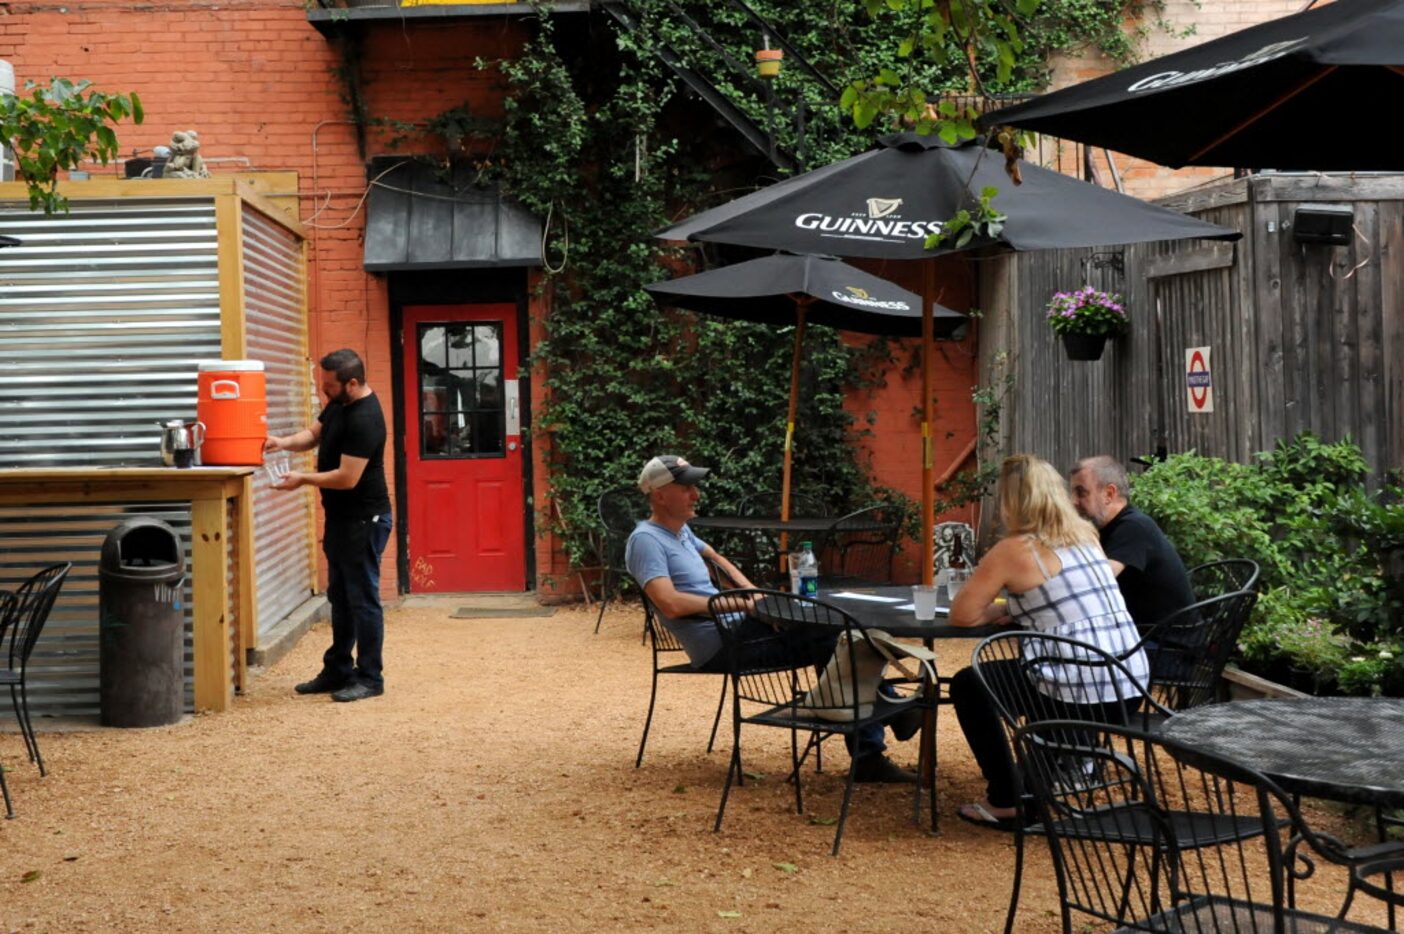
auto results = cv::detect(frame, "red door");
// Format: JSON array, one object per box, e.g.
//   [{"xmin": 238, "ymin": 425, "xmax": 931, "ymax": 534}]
[{"xmin": 401, "ymin": 304, "xmax": 525, "ymax": 591}]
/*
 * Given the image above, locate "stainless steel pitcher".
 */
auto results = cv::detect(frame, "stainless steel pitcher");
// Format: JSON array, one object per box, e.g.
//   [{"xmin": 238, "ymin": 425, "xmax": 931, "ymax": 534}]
[{"xmin": 157, "ymin": 419, "xmax": 205, "ymax": 468}]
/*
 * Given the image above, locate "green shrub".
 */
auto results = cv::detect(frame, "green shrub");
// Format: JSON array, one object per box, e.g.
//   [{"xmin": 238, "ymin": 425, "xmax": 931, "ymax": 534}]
[{"xmin": 1131, "ymin": 432, "xmax": 1401, "ymax": 697}]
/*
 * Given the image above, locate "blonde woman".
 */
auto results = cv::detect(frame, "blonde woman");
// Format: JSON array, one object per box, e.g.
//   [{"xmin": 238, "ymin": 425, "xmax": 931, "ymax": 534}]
[{"xmin": 947, "ymin": 454, "xmax": 1149, "ymax": 829}]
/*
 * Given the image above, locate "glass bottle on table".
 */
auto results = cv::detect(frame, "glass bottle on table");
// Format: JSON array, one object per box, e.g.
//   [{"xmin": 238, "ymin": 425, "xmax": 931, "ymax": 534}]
[{"xmin": 946, "ymin": 536, "xmax": 970, "ymax": 601}]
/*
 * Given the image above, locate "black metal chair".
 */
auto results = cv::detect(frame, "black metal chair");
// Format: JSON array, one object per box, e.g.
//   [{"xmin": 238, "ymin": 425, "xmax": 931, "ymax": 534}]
[
  {"xmin": 1, "ymin": 563, "xmax": 71, "ymax": 779},
  {"xmin": 1187, "ymin": 557, "xmax": 1261, "ymax": 601},
  {"xmin": 736, "ymin": 491, "xmax": 831, "ymax": 588},
  {"xmin": 1126, "ymin": 589, "xmax": 1258, "ymax": 712},
  {"xmin": 708, "ymin": 588, "xmax": 932, "ymax": 856},
  {"xmin": 819, "ymin": 503, "xmax": 905, "ymax": 587},
  {"xmin": 971, "ymin": 630, "xmax": 1174, "ymax": 933},
  {"xmin": 632, "ymin": 574, "xmax": 728, "ymax": 769},
  {"xmin": 592, "ymin": 486, "xmax": 649, "ymax": 635},
  {"xmin": 1015, "ymin": 720, "xmax": 1391, "ymax": 934},
  {"xmin": 0, "ymin": 589, "xmax": 16, "ymax": 817}
]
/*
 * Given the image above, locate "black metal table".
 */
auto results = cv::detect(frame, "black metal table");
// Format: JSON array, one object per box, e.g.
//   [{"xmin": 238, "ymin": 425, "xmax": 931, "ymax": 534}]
[
  {"xmin": 753, "ymin": 584, "xmax": 1009, "ymax": 832},
  {"xmin": 689, "ymin": 515, "xmax": 835, "ymax": 535},
  {"xmin": 1161, "ymin": 697, "xmax": 1404, "ymax": 808}
]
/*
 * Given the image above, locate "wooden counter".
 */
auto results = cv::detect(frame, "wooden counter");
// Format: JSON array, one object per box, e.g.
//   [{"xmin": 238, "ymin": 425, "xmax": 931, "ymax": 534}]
[{"xmin": 0, "ymin": 467, "xmax": 256, "ymax": 712}]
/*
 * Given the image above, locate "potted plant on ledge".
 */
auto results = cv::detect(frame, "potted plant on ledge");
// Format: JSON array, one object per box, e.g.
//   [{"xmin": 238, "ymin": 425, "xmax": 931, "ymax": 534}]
[{"xmin": 1046, "ymin": 286, "xmax": 1128, "ymax": 361}]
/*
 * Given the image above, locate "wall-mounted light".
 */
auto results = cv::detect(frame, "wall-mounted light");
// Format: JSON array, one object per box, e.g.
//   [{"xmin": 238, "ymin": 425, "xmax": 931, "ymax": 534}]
[{"xmin": 1292, "ymin": 204, "xmax": 1353, "ymax": 246}]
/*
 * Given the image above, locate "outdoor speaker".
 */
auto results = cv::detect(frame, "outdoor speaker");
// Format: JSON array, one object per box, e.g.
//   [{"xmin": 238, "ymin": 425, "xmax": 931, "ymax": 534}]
[{"xmin": 1292, "ymin": 205, "xmax": 1353, "ymax": 246}]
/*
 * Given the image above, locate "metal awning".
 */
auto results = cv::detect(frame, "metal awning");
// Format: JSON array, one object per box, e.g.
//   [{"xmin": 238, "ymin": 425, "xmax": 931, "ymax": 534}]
[{"xmin": 362, "ymin": 159, "xmax": 542, "ymax": 272}]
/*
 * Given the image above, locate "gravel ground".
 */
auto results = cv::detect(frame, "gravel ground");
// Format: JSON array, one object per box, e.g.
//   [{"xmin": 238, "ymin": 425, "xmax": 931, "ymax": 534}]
[{"xmin": 0, "ymin": 601, "xmax": 1382, "ymax": 932}]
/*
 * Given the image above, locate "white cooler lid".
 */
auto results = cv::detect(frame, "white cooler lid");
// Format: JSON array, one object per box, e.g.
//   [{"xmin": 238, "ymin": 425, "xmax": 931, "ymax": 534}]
[{"xmin": 197, "ymin": 359, "xmax": 265, "ymax": 372}]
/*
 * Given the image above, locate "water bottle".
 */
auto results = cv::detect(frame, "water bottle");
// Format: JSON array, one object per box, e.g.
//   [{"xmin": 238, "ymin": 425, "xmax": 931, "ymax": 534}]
[{"xmin": 797, "ymin": 541, "xmax": 820, "ymax": 598}]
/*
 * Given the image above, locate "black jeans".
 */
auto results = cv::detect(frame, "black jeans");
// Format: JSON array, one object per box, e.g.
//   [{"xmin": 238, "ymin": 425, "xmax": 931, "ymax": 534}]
[
  {"xmin": 322, "ymin": 513, "xmax": 393, "ymax": 688},
  {"xmin": 950, "ymin": 661, "xmax": 1130, "ymax": 809}
]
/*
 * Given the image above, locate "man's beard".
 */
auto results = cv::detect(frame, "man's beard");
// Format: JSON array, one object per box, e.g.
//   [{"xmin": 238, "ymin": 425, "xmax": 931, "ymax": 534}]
[{"xmin": 328, "ymin": 385, "xmax": 351, "ymax": 405}]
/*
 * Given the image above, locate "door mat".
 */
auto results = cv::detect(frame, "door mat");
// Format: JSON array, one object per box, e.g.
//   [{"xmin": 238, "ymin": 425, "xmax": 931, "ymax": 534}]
[{"xmin": 450, "ymin": 606, "xmax": 556, "ymax": 619}]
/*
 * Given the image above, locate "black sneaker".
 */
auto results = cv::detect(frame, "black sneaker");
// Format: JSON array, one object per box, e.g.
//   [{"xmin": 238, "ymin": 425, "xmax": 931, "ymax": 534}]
[
  {"xmin": 331, "ymin": 682, "xmax": 384, "ymax": 703},
  {"xmin": 294, "ymin": 673, "xmax": 349, "ymax": 695},
  {"xmin": 853, "ymin": 754, "xmax": 918, "ymax": 784}
]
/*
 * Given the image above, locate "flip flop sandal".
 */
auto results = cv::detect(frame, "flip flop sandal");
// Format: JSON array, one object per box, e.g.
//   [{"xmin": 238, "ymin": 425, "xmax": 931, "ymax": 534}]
[{"xmin": 956, "ymin": 802, "xmax": 1021, "ymax": 833}]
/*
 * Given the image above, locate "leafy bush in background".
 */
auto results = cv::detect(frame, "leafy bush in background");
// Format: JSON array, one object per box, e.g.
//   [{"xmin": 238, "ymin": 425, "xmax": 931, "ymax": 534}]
[{"xmin": 1131, "ymin": 433, "xmax": 1403, "ymax": 697}]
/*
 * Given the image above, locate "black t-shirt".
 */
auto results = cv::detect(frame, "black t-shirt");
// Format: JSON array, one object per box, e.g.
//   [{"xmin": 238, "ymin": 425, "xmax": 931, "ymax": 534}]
[
  {"xmin": 317, "ymin": 392, "xmax": 392, "ymax": 521},
  {"xmin": 1099, "ymin": 504, "xmax": 1195, "ymax": 629}
]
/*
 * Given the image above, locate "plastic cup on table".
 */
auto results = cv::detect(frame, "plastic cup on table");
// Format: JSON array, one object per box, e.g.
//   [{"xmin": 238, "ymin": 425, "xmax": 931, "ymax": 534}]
[
  {"xmin": 912, "ymin": 584, "xmax": 938, "ymax": 621},
  {"xmin": 946, "ymin": 567, "xmax": 971, "ymax": 602}
]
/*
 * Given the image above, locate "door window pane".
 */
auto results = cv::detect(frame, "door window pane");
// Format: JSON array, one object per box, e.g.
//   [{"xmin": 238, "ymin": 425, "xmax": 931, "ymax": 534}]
[{"xmin": 417, "ymin": 320, "xmax": 507, "ymax": 459}]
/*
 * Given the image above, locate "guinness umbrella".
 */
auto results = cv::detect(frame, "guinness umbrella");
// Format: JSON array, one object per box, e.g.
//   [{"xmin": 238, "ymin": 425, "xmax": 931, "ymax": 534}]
[
  {"xmin": 0, "ymin": 235, "xmax": 19, "ymax": 248},
  {"xmin": 978, "ymin": 0, "xmax": 1404, "ymax": 170},
  {"xmin": 644, "ymin": 252, "xmax": 964, "ymax": 546},
  {"xmin": 658, "ymin": 133, "xmax": 1238, "ymax": 584}
]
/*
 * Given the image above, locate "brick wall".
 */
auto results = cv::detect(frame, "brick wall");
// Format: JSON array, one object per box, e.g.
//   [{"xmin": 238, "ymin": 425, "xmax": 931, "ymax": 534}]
[{"xmin": 0, "ymin": 2, "xmax": 979, "ymax": 595}]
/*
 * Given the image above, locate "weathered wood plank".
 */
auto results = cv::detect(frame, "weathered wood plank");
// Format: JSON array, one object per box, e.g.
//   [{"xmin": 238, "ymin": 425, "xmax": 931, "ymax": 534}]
[{"xmin": 1146, "ymin": 242, "xmax": 1236, "ymax": 279}]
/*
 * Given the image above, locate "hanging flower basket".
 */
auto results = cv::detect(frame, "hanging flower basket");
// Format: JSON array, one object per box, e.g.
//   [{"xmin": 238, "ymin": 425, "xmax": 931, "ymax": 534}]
[
  {"xmin": 1046, "ymin": 286, "xmax": 1129, "ymax": 362},
  {"xmin": 1061, "ymin": 332, "xmax": 1108, "ymax": 361}
]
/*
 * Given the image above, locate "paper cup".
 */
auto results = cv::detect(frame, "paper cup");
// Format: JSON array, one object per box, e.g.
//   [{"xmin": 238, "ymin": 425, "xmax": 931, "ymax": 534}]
[{"xmin": 912, "ymin": 584, "xmax": 938, "ymax": 621}]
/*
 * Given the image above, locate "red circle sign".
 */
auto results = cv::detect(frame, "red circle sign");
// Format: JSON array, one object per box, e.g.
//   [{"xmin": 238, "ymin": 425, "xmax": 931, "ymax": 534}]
[{"xmin": 1187, "ymin": 350, "xmax": 1210, "ymax": 410}]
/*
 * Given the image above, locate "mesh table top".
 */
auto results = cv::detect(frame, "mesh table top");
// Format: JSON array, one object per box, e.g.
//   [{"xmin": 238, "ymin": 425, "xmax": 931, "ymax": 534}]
[{"xmin": 1161, "ymin": 697, "xmax": 1404, "ymax": 807}]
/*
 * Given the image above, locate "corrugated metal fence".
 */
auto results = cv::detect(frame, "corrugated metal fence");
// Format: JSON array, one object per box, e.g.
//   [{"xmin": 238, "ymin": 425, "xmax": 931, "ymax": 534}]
[{"xmin": 0, "ymin": 193, "xmax": 314, "ymax": 718}]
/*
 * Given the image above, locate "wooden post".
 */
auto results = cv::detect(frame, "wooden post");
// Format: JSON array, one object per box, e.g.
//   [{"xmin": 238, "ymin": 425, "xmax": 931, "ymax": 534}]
[
  {"xmin": 235, "ymin": 474, "xmax": 256, "ymax": 690},
  {"xmin": 778, "ymin": 298, "xmax": 809, "ymax": 573},
  {"xmin": 192, "ymin": 493, "xmax": 234, "ymax": 712},
  {"xmin": 215, "ymin": 193, "xmax": 248, "ymax": 359}
]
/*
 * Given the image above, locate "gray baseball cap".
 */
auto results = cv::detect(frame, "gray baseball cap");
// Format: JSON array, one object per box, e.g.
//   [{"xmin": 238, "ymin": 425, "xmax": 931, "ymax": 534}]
[{"xmin": 638, "ymin": 455, "xmax": 710, "ymax": 492}]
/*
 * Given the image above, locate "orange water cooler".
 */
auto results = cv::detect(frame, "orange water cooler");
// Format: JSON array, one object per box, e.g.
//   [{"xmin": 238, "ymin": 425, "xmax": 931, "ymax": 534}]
[{"xmin": 196, "ymin": 360, "xmax": 267, "ymax": 465}]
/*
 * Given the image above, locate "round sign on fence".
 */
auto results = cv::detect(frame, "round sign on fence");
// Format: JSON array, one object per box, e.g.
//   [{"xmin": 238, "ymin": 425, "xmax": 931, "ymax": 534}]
[{"xmin": 1186, "ymin": 347, "xmax": 1213, "ymax": 413}]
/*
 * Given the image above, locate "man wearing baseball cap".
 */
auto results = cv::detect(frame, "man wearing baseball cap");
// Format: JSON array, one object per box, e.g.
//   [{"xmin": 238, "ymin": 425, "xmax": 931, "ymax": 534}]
[{"xmin": 624, "ymin": 454, "xmax": 915, "ymax": 783}]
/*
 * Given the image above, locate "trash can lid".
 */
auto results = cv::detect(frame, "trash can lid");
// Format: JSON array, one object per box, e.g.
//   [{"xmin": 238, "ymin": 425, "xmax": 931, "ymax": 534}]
[
  {"xmin": 197, "ymin": 359, "xmax": 265, "ymax": 372},
  {"xmin": 100, "ymin": 518, "xmax": 185, "ymax": 576}
]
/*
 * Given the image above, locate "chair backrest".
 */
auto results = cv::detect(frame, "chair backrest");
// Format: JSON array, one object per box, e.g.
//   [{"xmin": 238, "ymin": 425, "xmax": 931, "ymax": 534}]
[
  {"xmin": 706, "ymin": 588, "xmax": 863, "ymax": 719},
  {"xmin": 1187, "ymin": 558, "xmax": 1261, "ymax": 600},
  {"xmin": 972, "ymin": 630, "xmax": 1170, "ymax": 795},
  {"xmin": 1135, "ymin": 589, "xmax": 1258, "ymax": 711},
  {"xmin": 932, "ymin": 521, "xmax": 975, "ymax": 576},
  {"xmin": 1014, "ymin": 720, "xmax": 1334, "ymax": 933},
  {"xmin": 4, "ymin": 563, "xmax": 71, "ymax": 670},
  {"xmin": 737, "ymin": 491, "xmax": 828, "ymax": 519},
  {"xmin": 821, "ymin": 503, "xmax": 905, "ymax": 584},
  {"xmin": 630, "ymin": 573, "xmax": 688, "ymax": 656},
  {"xmin": 597, "ymin": 486, "xmax": 649, "ymax": 571},
  {"xmin": 0, "ymin": 590, "xmax": 16, "ymax": 648}
]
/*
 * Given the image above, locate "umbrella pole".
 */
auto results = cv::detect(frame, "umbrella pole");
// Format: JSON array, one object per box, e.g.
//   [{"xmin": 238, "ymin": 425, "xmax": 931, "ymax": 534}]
[
  {"xmin": 779, "ymin": 300, "xmax": 809, "ymax": 576},
  {"xmin": 921, "ymin": 262, "xmax": 936, "ymax": 588}
]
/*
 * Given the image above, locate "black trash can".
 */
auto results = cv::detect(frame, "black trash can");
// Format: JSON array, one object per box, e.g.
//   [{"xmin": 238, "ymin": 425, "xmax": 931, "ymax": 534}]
[{"xmin": 99, "ymin": 518, "xmax": 186, "ymax": 727}]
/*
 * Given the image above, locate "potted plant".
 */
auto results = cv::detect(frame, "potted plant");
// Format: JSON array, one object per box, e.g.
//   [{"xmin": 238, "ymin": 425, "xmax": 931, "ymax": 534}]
[{"xmin": 1046, "ymin": 286, "xmax": 1129, "ymax": 361}]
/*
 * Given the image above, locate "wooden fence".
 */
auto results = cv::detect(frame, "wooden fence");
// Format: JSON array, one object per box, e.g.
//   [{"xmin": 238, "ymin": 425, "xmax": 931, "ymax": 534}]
[{"xmin": 976, "ymin": 174, "xmax": 1404, "ymax": 483}]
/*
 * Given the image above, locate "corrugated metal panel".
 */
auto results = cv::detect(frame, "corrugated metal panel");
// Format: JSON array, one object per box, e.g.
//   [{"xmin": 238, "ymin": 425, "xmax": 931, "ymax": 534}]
[
  {"xmin": 0, "ymin": 502, "xmax": 195, "ymax": 721},
  {"xmin": 0, "ymin": 199, "xmax": 220, "ymax": 465},
  {"xmin": 243, "ymin": 206, "xmax": 316, "ymax": 639}
]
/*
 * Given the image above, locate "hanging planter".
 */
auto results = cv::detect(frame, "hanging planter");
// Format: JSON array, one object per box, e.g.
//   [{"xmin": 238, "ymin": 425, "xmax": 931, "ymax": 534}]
[
  {"xmin": 1061, "ymin": 332, "xmax": 1108, "ymax": 361},
  {"xmin": 1046, "ymin": 286, "xmax": 1129, "ymax": 362}
]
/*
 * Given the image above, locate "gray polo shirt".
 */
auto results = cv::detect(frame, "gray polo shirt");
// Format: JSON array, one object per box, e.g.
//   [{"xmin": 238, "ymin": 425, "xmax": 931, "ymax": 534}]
[{"xmin": 625, "ymin": 520, "xmax": 721, "ymax": 666}]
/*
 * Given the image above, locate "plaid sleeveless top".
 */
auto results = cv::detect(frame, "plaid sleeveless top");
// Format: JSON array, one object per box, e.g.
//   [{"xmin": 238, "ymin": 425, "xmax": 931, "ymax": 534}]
[{"xmin": 1006, "ymin": 539, "xmax": 1151, "ymax": 705}]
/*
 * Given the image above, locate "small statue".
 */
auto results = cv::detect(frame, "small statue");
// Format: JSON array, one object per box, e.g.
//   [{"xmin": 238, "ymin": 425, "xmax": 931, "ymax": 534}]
[{"xmin": 163, "ymin": 130, "xmax": 210, "ymax": 179}]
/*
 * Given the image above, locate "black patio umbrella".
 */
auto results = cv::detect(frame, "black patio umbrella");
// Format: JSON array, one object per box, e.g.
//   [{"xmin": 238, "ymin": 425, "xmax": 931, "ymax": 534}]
[
  {"xmin": 0, "ymin": 235, "xmax": 20, "ymax": 248},
  {"xmin": 978, "ymin": 0, "xmax": 1404, "ymax": 170},
  {"xmin": 658, "ymin": 133, "xmax": 1239, "ymax": 584},
  {"xmin": 645, "ymin": 252, "xmax": 964, "ymax": 539}
]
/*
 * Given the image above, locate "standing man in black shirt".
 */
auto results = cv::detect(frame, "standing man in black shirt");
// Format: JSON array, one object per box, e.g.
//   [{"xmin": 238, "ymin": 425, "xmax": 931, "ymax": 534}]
[
  {"xmin": 266, "ymin": 349, "xmax": 394, "ymax": 702},
  {"xmin": 1069, "ymin": 455, "xmax": 1196, "ymax": 630}
]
